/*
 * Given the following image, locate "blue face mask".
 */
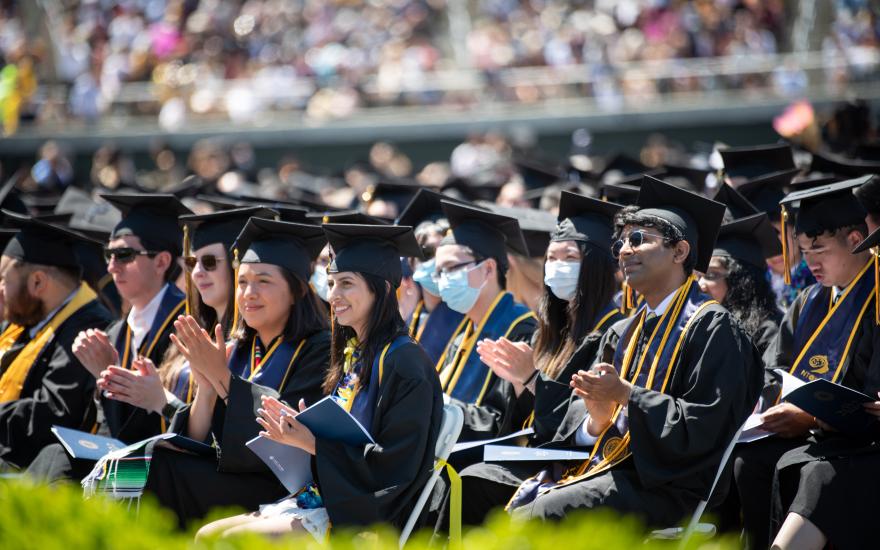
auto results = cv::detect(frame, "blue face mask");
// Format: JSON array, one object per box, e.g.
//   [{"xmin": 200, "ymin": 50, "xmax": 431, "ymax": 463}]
[
  {"xmin": 310, "ymin": 266, "xmax": 329, "ymax": 302},
  {"xmin": 544, "ymin": 260, "xmax": 581, "ymax": 301},
  {"xmin": 412, "ymin": 258, "xmax": 440, "ymax": 297},
  {"xmin": 439, "ymin": 262, "xmax": 484, "ymax": 314}
]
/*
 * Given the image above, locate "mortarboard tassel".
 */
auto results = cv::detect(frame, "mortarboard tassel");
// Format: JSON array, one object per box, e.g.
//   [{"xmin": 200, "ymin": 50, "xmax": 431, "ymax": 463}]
[
  {"xmin": 620, "ymin": 280, "xmax": 634, "ymax": 314},
  {"xmin": 780, "ymin": 205, "xmax": 791, "ymax": 286},
  {"xmin": 182, "ymin": 225, "xmax": 194, "ymax": 317},
  {"xmin": 231, "ymin": 248, "xmax": 240, "ymax": 338}
]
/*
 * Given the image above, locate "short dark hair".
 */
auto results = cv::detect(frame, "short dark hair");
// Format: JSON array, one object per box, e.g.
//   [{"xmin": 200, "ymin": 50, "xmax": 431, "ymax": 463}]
[
  {"xmin": 456, "ymin": 244, "xmax": 507, "ymax": 290},
  {"xmin": 854, "ymin": 176, "xmax": 880, "ymax": 217},
  {"xmin": 801, "ymin": 222, "xmax": 869, "ymax": 242},
  {"xmin": 613, "ymin": 205, "xmax": 697, "ymax": 274}
]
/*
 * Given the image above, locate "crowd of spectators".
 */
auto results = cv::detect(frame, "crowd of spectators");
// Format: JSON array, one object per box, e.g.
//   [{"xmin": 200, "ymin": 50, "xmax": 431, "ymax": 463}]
[{"xmin": 0, "ymin": 0, "xmax": 877, "ymax": 134}]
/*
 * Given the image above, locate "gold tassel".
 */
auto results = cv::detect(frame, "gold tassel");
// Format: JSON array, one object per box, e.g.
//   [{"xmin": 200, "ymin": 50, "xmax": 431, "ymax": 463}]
[
  {"xmin": 620, "ymin": 280, "xmax": 634, "ymax": 314},
  {"xmin": 183, "ymin": 225, "xmax": 194, "ymax": 317},
  {"xmin": 780, "ymin": 206, "xmax": 791, "ymax": 286},
  {"xmin": 231, "ymin": 248, "xmax": 240, "ymax": 338}
]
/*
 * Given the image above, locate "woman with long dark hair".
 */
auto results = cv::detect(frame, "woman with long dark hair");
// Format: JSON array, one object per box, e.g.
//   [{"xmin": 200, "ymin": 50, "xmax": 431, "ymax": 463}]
[
  {"xmin": 449, "ymin": 192, "xmax": 625, "ymax": 526},
  {"xmin": 141, "ymin": 217, "xmax": 331, "ymax": 527},
  {"xmin": 197, "ymin": 223, "xmax": 443, "ymax": 541},
  {"xmin": 698, "ymin": 213, "xmax": 783, "ymax": 354}
]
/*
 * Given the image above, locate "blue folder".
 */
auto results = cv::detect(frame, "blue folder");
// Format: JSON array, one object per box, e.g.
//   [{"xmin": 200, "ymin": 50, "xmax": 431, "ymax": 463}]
[
  {"xmin": 51, "ymin": 426, "xmax": 125, "ymax": 461},
  {"xmin": 784, "ymin": 378, "xmax": 878, "ymax": 435},
  {"xmin": 295, "ymin": 396, "xmax": 375, "ymax": 446},
  {"xmin": 246, "ymin": 435, "xmax": 313, "ymax": 493}
]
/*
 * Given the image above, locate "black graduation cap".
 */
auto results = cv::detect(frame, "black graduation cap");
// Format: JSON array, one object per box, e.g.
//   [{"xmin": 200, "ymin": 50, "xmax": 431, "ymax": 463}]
[
  {"xmin": 100, "ymin": 193, "xmax": 193, "ymax": 255},
  {"xmin": 0, "ymin": 177, "xmax": 28, "ymax": 222},
  {"xmin": 441, "ymin": 176, "xmax": 505, "ymax": 203},
  {"xmin": 33, "ymin": 212, "xmax": 74, "ymax": 224},
  {"xmin": 780, "ymin": 175, "xmax": 870, "ymax": 236},
  {"xmin": 54, "ymin": 187, "xmax": 122, "ymax": 231},
  {"xmin": 810, "ymin": 151, "xmax": 880, "ymax": 178},
  {"xmin": 636, "ymin": 175, "xmax": 726, "ymax": 273},
  {"xmin": 855, "ymin": 141, "xmax": 880, "ymax": 162},
  {"xmin": 0, "ymin": 229, "xmax": 18, "ymax": 255},
  {"xmin": 439, "ymin": 200, "xmax": 529, "ymax": 265},
  {"xmin": 485, "ymin": 204, "xmax": 557, "ymax": 258},
  {"xmin": 735, "ymin": 168, "xmax": 800, "ymax": 217},
  {"xmin": 719, "ymin": 143, "xmax": 796, "ymax": 180},
  {"xmin": 361, "ymin": 179, "xmax": 422, "ymax": 215},
  {"xmin": 662, "ymin": 163, "xmax": 712, "ymax": 192},
  {"xmin": 396, "ymin": 188, "xmax": 468, "ymax": 227},
  {"xmin": 21, "ymin": 195, "xmax": 59, "ymax": 216},
  {"xmin": 232, "ymin": 218, "xmax": 326, "ymax": 282},
  {"xmin": 790, "ymin": 173, "xmax": 842, "ymax": 191},
  {"xmin": 163, "ymin": 175, "xmax": 212, "ymax": 198},
  {"xmin": 853, "ymin": 225, "xmax": 880, "ymax": 253},
  {"xmin": 513, "ymin": 156, "xmax": 566, "ymax": 190},
  {"xmin": 180, "ymin": 206, "xmax": 278, "ymax": 252},
  {"xmin": 195, "ymin": 194, "xmax": 248, "ymax": 211},
  {"xmin": 307, "ymin": 209, "xmax": 391, "ymax": 225},
  {"xmin": 600, "ymin": 183, "xmax": 640, "ymax": 205},
  {"xmin": 554, "ymin": 191, "xmax": 622, "ymax": 258},
  {"xmin": 323, "ymin": 223, "xmax": 423, "ymax": 286},
  {"xmin": 713, "ymin": 183, "xmax": 760, "ymax": 222},
  {"xmin": 853, "ymin": 174, "xmax": 880, "ymax": 217},
  {"xmin": 1, "ymin": 210, "xmax": 101, "ymax": 271},
  {"xmin": 600, "ymin": 153, "xmax": 648, "ymax": 177},
  {"xmin": 713, "ymin": 213, "xmax": 782, "ymax": 268}
]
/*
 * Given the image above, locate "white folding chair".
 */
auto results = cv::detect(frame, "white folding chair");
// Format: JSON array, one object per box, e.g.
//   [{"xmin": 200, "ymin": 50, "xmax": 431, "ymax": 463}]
[
  {"xmin": 398, "ymin": 404, "xmax": 464, "ymax": 549},
  {"xmin": 649, "ymin": 419, "xmax": 748, "ymax": 546}
]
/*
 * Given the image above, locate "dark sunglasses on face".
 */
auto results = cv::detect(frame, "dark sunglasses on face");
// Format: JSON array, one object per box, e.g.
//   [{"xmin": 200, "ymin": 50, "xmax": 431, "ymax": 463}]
[
  {"xmin": 184, "ymin": 254, "xmax": 224, "ymax": 272},
  {"xmin": 611, "ymin": 230, "xmax": 670, "ymax": 259},
  {"xmin": 103, "ymin": 247, "xmax": 159, "ymax": 264}
]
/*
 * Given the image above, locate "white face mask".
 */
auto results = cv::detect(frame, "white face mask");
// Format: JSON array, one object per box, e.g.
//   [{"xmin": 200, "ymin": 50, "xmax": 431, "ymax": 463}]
[
  {"xmin": 438, "ymin": 262, "xmax": 485, "ymax": 314},
  {"xmin": 310, "ymin": 266, "xmax": 329, "ymax": 302},
  {"xmin": 544, "ymin": 260, "xmax": 581, "ymax": 301}
]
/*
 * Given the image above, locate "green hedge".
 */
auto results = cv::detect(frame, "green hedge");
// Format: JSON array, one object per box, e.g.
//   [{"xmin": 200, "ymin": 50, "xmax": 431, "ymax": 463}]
[{"xmin": 0, "ymin": 479, "xmax": 739, "ymax": 550}]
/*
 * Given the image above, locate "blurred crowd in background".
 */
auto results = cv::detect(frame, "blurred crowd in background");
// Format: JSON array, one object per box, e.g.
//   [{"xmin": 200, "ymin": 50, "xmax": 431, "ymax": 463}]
[{"xmin": 0, "ymin": 0, "xmax": 878, "ymax": 133}]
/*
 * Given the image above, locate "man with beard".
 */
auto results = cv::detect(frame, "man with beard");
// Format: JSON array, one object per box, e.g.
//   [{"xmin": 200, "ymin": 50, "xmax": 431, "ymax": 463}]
[{"xmin": 0, "ymin": 213, "xmax": 113, "ymax": 470}]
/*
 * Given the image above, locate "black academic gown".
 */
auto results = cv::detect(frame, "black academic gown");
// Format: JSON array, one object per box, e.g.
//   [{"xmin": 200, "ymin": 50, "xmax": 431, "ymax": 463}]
[
  {"xmin": 733, "ymin": 284, "xmax": 876, "ymax": 550},
  {"xmin": 143, "ymin": 329, "xmax": 331, "ymax": 528},
  {"xmin": 448, "ymin": 314, "xmax": 624, "ymax": 526},
  {"xmin": 511, "ymin": 304, "xmax": 762, "ymax": 528},
  {"xmin": 443, "ymin": 316, "xmax": 537, "ymax": 469},
  {"xmin": 26, "ymin": 286, "xmax": 184, "ymax": 481},
  {"xmin": 315, "ymin": 340, "xmax": 443, "ymax": 530},
  {"xmin": 0, "ymin": 300, "xmax": 113, "ymax": 470}
]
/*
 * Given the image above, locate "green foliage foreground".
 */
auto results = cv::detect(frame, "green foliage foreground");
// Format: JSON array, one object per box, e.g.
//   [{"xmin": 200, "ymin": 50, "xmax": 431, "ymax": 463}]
[{"xmin": 0, "ymin": 479, "xmax": 740, "ymax": 550}]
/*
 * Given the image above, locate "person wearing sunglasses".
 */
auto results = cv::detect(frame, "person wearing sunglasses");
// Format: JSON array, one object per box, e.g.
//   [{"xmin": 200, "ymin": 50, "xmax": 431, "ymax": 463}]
[
  {"xmin": 142, "ymin": 217, "xmax": 331, "ymax": 527},
  {"xmin": 27, "ymin": 194, "xmax": 192, "ymax": 482},
  {"xmin": 433, "ymin": 201, "xmax": 537, "ymax": 450},
  {"xmin": 395, "ymin": 189, "xmax": 464, "ymax": 365},
  {"xmin": 197, "ymin": 223, "xmax": 442, "ymax": 541},
  {"xmin": 442, "ymin": 193, "xmax": 625, "ymax": 527},
  {"xmin": 505, "ymin": 177, "xmax": 762, "ymax": 531},
  {"xmin": 0, "ymin": 214, "xmax": 114, "ymax": 472}
]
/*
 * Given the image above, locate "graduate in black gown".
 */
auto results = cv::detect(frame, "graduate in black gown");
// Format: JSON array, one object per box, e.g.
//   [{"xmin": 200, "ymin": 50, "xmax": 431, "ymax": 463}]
[
  {"xmin": 697, "ymin": 213, "xmax": 784, "ymax": 355},
  {"xmin": 768, "ymin": 224, "xmax": 880, "ymax": 550},
  {"xmin": 145, "ymin": 216, "xmax": 331, "ymax": 527},
  {"xmin": 433, "ymin": 201, "xmax": 537, "ymax": 446},
  {"xmin": 395, "ymin": 189, "xmax": 464, "ymax": 365},
  {"xmin": 504, "ymin": 176, "xmax": 762, "ymax": 528},
  {"xmin": 733, "ymin": 177, "xmax": 876, "ymax": 549},
  {"xmin": 0, "ymin": 215, "xmax": 113, "ymax": 470},
  {"xmin": 443, "ymin": 192, "xmax": 625, "ymax": 526},
  {"xmin": 196, "ymin": 223, "xmax": 443, "ymax": 540},
  {"xmin": 26, "ymin": 194, "xmax": 193, "ymax": 480}
]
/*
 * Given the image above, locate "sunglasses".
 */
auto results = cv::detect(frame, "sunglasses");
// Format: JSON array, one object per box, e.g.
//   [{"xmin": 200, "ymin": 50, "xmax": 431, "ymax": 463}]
[
  {"xmin": 184, "ymin": 254, "xmax": 225, "ymax": 272},
  {"xmin": 611, "ymin": 230, "xmax": 670, "ymax": 259},
  {"xmin": 103, "ymin": 247, "xmax": 159, "ymax": 264}
]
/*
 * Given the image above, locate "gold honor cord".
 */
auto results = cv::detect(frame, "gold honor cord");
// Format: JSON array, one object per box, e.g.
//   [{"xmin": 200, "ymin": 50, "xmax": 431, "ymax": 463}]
[
  {"xmin": 120, "ymin": 299, "xmax": 186, "ymax": 370},
  {"xmin": 247, "ymin": 336, "xmax": 283, "ymax": 381},
  {"xmin": 434, "ymin": 314, "xmax": 469, "ymax": 374},
  {"xmin": 340, "ymin": 341, "xmax": 393, "ymax": 413},
  {"xmin": 787, "ymin": 258, "xmax": 874, "ymax": 386},
  {"xmin": 408, "ymin": 300, "xmax": 425, "ymax": 338},
  {"xmin": 475, "ymin": 310, "xmax": 536, "ymax": 406},
  {"xmin": 781, "ymin": 206, "xmax": 791, "ymax": 286},
  {"xmin": 183, "ymin": 225, "xmax": 194, "ymax": 317},
  {"xmin": 277, "ymin": 339, "xmax": 308, "ymax": 392}
]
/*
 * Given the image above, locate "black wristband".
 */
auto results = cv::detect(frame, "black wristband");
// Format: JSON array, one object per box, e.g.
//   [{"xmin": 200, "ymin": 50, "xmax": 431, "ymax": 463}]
[{"xmin": 522, "ymin": 369, "xmax": 540, "ymax": 386}]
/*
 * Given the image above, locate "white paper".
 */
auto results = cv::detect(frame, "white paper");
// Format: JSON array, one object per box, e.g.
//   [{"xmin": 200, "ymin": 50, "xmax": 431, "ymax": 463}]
[
  {"xmin": 451, "ymin": 427, "xmax": 534, "ymax": 453},
  {"xmin": 483, "ymin": 445, "xmax": 591, "ymax": 462},
  {"xmin": 775, "ymin": 368, "xmax": 806, "ymax": 397},
  {"xmin": 737, "ymin": 413, "xmax": 772, "ymax": 443}
]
